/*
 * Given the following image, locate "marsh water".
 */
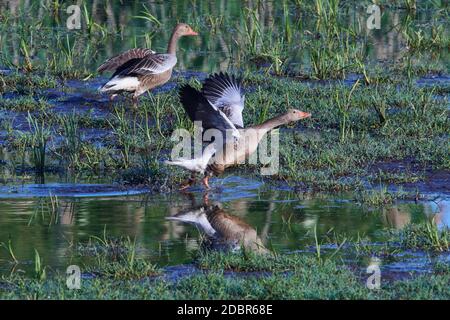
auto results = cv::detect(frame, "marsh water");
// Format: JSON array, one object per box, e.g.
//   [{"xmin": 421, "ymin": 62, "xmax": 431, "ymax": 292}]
[
  {"xmin": 0, "ymin": 176, "xmax": 449, "ymax": 276},
  {"xmin": 0, "ymin": 0, "xmax": 449, "ymax": 278}
]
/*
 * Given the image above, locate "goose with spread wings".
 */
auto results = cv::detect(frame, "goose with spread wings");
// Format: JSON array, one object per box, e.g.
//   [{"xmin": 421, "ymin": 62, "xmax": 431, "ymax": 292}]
[
  {"xmin": 166, "ymin": 72, "xmax": 311, "ymax": 189},
  {"xmin": 97, "ymin": 23, "xmax": 198, "ymax": 105},
  {"xmin": 165, "ymin": 72, "xmax": 245, "ymax": 189}
]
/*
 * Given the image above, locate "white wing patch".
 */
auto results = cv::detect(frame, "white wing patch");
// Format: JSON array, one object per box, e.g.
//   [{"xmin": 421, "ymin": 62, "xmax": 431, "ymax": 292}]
[
  {"xmin": 166, "ymin": 209, "xmax": 217, "ymax": 237},
  {"xmin": 164, "ymin": 143, "xmax": 216, "ymax": 174},
  {"xmin": 208, "ymin": 101, "xmax": 241, "ymax": 140},
  {"xmin": 202, "ymin": 73, "xmax": 245, "ymax": 128},
  {"xmin": 99, "ymin": 76, "xmax": 140, "ymax": 92}
]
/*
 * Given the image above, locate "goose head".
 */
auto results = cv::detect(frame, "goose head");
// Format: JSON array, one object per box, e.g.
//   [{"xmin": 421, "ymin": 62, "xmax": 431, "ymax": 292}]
[
  {"xmin": 174, "ymin": 23, "xmax": 199, "ymax": 37},
  {"xmin": 285, "ymin": 109, "xmax": 311, "ymax": 122}
]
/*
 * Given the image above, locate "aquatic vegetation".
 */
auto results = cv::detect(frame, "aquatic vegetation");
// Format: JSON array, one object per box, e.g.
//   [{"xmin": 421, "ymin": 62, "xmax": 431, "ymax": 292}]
[
  {"xmin": 258, "ymin": 38, "xmax": 288, "ymax": 76},
  {"xmin": 58, "ymin": 113, "xmax": 82, "ymax": 170},
  {"xmin": 88, "ymin": 258, "xmax": 160, "ymax": 280},
  {"xmin": 87, "ymin": 243, "xmax": 159, "ymax": 280},
  {"xmin": 404, "ymin": 0, "xmax": 417, "ymax": 11},
  {"xmin": 433, "ymin": 261, "xmax": 450, "ymax": 274},
  {"xmin": 335, "ymin": 80, "xmax": 359, "ymax": 142},
  {"xmin": 309, "ymin": 34, "xmax": 364, "ymax": 80},
  {"xmin": 143, "ymin": 94, "xmax": 176, "ymax": 137},
  {"xmin": 394, "ymin": 222, "xmax": 450, "ymax": 251},
  {"xmin": 2, "ymin": 247, "xmax": 450, "ymax": 299},
  {"xmin": 34, "ymin": 249, "xmax": 46, "ymax": 281},
  {"xmin": 27, "ymin": 113, "xmax": 51, "ymax": 175},
  {"xmin": 19, "ymin": 39, "xmax": 33, "ymax": 72},
  {"xmin": 0, "ymin": 239, "xmax": 19, "ymax": 264},
  {"xmin": 313, "ymin": 0, "xmax": 341, "ymax": 37},
  {"xmin": 0, "ymin": 96, "xmax": 50, "ymax": 112},
  {"xmin": 344, "ymin": 234, "xmax": 401, "ymax": 258},
  {"xmin": 107, "ymin": 107, "xmax": 135, "ymax": 169},
  {"xmin": 0, "ymin": 73, "xmax": 57, "ymax": 93},
  {"xmin": 242, "ymin": 8, "xmax": 265, "ymax": 58},
  {"xmin": 82, "ymin": 3, "xmax": 109, "ymax": 36},
  {"xmin": 355, "ymin": 186, "xmax": 409, "ymax": 206},
  {"xmin": 0, "ymin": 0, "xmax": 448, "ymax": 301},
  {"xmin": 75, "ymin": 234, "xmax": 160, "ymax": 280},
  {"xmin": 28, "ymin": 194, "xmax": 60, "ymax": 226},
  {"xmin": 369, "ymin": 170, "xmax": 423, "ymax": 184},
  {"xmin": 0, "ymin": 69, "xmax": 445, "ymax": 193},
  {"xmin": 48, "ymin": 35, "xmax": 94, "ymax": 79},
  {"xmin": 403, "ymin": 24, "xmax": 449, "ymax": 51},
  {"xmin": 133, "ymin": 4, "xmax": 162, "ymax": 27},
  {"xmin": 198, "ymin": 250, "xmax": 299, "ymax": 272}
]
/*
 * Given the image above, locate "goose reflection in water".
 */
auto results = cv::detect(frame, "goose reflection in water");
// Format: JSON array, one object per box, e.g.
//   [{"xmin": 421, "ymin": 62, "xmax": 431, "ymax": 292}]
[
  {"xmin": 425, "ymin": 199, "xmax": 450, "ymax": 231},
  {"xmin": 166, "ymin": 194, "xmax": 269, "ymax": 254},
  {"xmin": 383, "ymin": 207, "xmax": 411, "ymax": 230}
]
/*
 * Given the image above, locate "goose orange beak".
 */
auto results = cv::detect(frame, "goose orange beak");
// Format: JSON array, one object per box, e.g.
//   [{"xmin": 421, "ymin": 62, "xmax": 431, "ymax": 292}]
[
  {"xmin": 300, "ymin": 112, "xmax": 311, "ymax": 119},
  {"xmin": 187, "ymin": 29, "xmax": 199, "ymax": 36}
]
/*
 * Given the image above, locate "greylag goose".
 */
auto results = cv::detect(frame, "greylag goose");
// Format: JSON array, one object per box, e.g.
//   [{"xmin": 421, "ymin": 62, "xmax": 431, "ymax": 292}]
[
  {"xmin": 165, "ymin": 72, "xmax": 311, "ymax": 189},
  {"xmin": 167, "ymin": 199, "xmax": 268, "ymax": 253},
  {"xmin": 98, "ymin": 23, "xmax": 198, "ymax": 105}
]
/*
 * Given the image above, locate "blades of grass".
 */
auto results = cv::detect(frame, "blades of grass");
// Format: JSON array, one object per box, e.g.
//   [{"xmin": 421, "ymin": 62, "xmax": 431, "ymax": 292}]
[{"xmin": 314, "ymin": 223, "xmax": 321, "ymax": 261}]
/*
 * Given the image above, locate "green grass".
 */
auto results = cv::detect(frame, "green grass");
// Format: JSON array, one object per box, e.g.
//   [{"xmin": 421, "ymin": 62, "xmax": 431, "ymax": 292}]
[
  {"xmin": 392, "ymin": 222, "xmax": 450, "ymax": 251},
  {"xmin": 2, "ymin": 247, "xmax": 450, "ymax": 299},
  {"xmin": 2, "ymin": 228, "xmax": 450, "ymax": 300},
  {"xmin": 355, "ymin": 186, "xmax": 409, "ymax": 206},
  {"xmin": 58, "ymin": 112, "xmax": 82, "ymax": 170},
  {"xmin": 0, "ymin": 96, "xmax": 50, "ymax": 112},
  {"xmin": 0, "ymin": 73, "xmax": 57, "ymax": 93},
  {"xmin": 75, "ymin": 235, "xmax": 161, "ymax": 280},
  {"xmin": 0, "ymin": 70, "xmax": 447, "ymax": 192},
  {"xmin": 0, "ymin": 0, "xmax": 448, "ymax": 301},
  {"xmin": 27, "ymin": 113, "xmax": 51, "ymax": 175},
  {"xmin": 0, "ymin": 1, "xmax": 448, "ymax": 191},
  {"xmin": 197, "ymin": 250, "xmax": 302, "ymax": 272}
]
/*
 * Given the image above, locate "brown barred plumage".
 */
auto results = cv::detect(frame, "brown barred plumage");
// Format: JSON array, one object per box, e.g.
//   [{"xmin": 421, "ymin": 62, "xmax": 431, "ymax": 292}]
[
  {"xmin": 97, "ymin": 48, "xmax": 155, "ymax": 73},
  {"xmin": 97, "ymin": 23, "xmax": 198, "ymax": 103}
]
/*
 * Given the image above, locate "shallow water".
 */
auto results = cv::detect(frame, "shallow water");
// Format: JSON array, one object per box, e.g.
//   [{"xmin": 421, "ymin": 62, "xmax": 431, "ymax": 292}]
[{"xmin": 0, "ymin": 176, "xmax": 448, "ymax": 276}]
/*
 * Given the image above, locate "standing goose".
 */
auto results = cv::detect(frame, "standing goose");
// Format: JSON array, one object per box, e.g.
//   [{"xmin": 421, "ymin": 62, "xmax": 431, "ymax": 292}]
[
  {"xmin": 98, "ymin": 23, "xmax": 198, "ymax": 105},
  {"xmin": 165, "ymin": 72, "xmax": 311, "ymax": 189}
]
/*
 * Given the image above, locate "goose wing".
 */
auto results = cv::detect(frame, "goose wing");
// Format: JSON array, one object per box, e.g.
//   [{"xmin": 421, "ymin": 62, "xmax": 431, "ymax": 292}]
[
  {"xmin": 166, "ymin": 206, "xmax": 217, "ymax": 237},
  {"xmin": 113, "ymin": 53, "xmax": 177, "ymax": 77},
  {"xmin": 202, "ymin": 72, "xmax": 245, "ymax": 128},
  {"xmin": 179, "ymin": 85, "xmax": 240, "ymax": 140},
  {"xmin": 164, "ymin": 143, "xmax": 216, "ymax": 174},
  {"xmin": 97, "ymin": 48, "xmax": 155, "ymax": 73}
]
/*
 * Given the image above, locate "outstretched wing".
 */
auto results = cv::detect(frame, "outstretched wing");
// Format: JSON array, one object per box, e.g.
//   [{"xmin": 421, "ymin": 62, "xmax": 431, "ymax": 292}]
[
  {"xmin": 97, "ymin": 48, "xmax": 155, "ymax": 73},
  {"xmin": 166, "ymin": 207, "xmax": 217, "ymax": 237},
  {"xmin": 113, "ymin": 54, "xmax": 177, "ymax": 77},
  {"xmin": 179, "ymin": 84, "xmax": 239, "ymax": 140},
  {"xmin": 202, "ymin": 72, "xmax": 245, "ymax": 128}
]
